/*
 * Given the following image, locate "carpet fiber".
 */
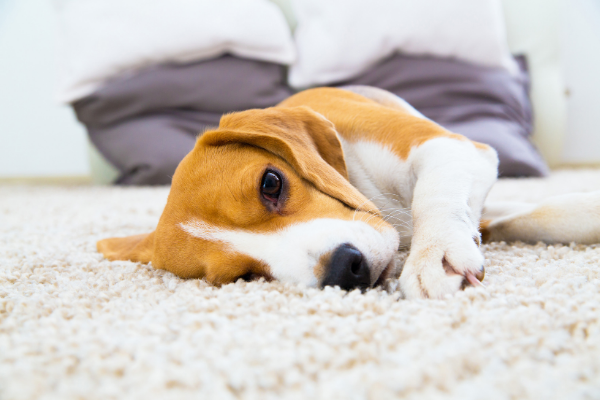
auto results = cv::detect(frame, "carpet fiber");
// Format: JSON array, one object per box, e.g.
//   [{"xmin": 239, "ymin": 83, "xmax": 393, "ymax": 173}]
[{"xmin": 1, "ymin": 169, "xmax": 600, "ymax": 399}]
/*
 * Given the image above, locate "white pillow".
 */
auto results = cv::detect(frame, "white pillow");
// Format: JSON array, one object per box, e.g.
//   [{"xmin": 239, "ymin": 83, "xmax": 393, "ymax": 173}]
[
  {"xmin": 53, "ymin": 0, "xmax": 296, "ymax": 103},
  {"xmin": 288, "ymin": 0, "xmax": 517, "ymax": 88}
]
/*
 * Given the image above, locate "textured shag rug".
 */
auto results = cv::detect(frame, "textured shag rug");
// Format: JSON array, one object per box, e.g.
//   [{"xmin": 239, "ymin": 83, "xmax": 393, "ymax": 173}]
[{"xmin": 1, "ymin": 169, "xmax": 600, "ymax": 400}]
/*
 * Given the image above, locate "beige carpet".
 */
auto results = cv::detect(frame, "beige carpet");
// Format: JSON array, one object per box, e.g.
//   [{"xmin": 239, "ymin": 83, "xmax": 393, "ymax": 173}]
[{"xmin": 1, "ymin": 169, "xmax": 600, "ymax": 400}]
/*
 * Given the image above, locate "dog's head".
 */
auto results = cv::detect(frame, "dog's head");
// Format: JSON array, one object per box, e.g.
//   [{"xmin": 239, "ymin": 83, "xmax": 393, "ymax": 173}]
[{"xmin": 98, "ymin": 106, "xmax": 400, "ymax": 290}]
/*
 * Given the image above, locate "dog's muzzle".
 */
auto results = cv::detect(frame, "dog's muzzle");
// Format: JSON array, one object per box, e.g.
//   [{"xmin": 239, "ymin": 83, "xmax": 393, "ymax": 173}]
[{"xmin": 321, "ymin": 243, "xmax": 371, "ymax": 291}]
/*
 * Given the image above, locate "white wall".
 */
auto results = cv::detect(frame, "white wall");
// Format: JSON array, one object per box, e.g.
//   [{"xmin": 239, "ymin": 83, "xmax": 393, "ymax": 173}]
[
  {"xmin": 0, "ymin": 0, "xmax": 90, "ymax": 178},
  {"xmin": 560, "ymin": 0, "xmax": 600, "ymax": 164},
  {"xmin": 502, "ymin": 0, "xmax": 567, "ymax": 167}
]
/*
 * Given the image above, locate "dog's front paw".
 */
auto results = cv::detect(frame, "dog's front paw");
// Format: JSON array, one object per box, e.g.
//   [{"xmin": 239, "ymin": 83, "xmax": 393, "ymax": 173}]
[{"xmin": 399, "ymin": 237, "xmax": 485, "ymax": 299}]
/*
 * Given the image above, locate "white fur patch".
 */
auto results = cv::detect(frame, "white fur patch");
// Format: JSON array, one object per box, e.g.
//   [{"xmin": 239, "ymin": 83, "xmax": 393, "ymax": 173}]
[
  {"xmin": 339, "ymin": 135, "xmax": 499, "ymax": 299},
  {"xmin": 179, "ymin": 218, "xmax": 399, "ymax": 287}
]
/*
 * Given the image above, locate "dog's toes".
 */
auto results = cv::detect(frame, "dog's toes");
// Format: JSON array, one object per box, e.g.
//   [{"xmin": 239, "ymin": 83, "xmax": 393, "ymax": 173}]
[
  {"xmin": 399, "ymin": 245, "xmax": 485, "ymax": 299},
  {"xmin": 400, "ymin": 258, "xmax": 464, "ymax": 299}
]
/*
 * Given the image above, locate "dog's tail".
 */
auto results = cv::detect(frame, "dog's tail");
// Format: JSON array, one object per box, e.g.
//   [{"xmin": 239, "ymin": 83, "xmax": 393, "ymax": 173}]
[{"xmin": 481, "ymin": 191, "xmax": 600, "ymax": 244}]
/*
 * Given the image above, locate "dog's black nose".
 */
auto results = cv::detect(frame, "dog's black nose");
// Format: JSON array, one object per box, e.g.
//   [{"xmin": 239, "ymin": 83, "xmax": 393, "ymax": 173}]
[{"xmin": 321, "ymin": 243, "xmax": 371, "ymax": 291}]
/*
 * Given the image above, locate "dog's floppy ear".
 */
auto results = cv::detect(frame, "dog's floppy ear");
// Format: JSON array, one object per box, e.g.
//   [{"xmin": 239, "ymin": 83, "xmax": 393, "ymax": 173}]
[
  {"xmin": 97, "ymin": 232, "xmax": 155, "ymax": 263},
  {"xmin": 201, "ymin": 106, "xmax": 379, "ymax": 215},
  {"xmin": 219, "ymin": 106, "xmax": 349, "ymax": 178}
]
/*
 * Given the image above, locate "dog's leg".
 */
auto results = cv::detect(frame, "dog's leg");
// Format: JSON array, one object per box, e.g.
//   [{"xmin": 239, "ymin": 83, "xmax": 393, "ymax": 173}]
[
  {"xmin": 482, "ymin": 192, "xmax": 600, "ymax": 244},
  {"xmin": 399, "ymin": 137, "xmax": 498, "ymax": 299}
]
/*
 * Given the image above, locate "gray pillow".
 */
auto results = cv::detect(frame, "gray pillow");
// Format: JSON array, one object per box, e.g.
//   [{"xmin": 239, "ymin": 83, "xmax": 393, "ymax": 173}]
[
  {"xmin": 333, "ymin": 54, "xmax": 549, "ymax": 177},
  {"xmin": 73, "ymin": 55, "xmax": 293, "ymax": 185}
]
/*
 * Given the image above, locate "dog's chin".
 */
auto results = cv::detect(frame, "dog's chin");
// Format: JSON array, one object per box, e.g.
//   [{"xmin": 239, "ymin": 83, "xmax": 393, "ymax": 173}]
[{"xmin": 373, "ymin": 259, "xmax": 396, "ymax": 287}]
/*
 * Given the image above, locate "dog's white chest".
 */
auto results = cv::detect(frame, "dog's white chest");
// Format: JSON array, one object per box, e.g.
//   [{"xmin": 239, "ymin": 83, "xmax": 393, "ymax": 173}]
[{"xmin": 339, "ymin": 138, "xmax": 415, "ymax": 248}]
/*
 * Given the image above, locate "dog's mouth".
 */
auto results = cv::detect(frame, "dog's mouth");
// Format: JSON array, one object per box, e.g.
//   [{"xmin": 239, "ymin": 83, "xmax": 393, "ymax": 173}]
[{"xmin": 239, "ymin": 272, "xmax": 274, "ymax": 283}]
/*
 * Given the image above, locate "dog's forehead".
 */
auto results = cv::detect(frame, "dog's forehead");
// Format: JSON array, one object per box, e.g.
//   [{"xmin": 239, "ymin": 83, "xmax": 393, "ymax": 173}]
[
  {"xmin": 173, "ymin": 142, "xmax": 354, "ymax": 227},
  {"xmin": 176, "ymin": 144, "xmax": 265, "ymax": 198},
  {"xmin": 183, "ymin": 141, "xmax": 264, "ymax": 177},
  {"xmin": 168, "ymin": 145, "xmax": 290, "ymax": 231}
]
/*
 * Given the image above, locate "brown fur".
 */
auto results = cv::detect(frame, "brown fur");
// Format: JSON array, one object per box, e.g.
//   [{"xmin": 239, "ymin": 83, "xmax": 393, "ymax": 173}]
[{"xmin": 279, "ymin": 88, "xmax": 481, "ymax": 159}]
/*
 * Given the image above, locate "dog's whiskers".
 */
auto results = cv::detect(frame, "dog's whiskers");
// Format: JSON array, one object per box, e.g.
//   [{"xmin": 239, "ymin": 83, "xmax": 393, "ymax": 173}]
[{"xmin": 352, "ymin": 193, "xmax": 416, "ymax": 234}]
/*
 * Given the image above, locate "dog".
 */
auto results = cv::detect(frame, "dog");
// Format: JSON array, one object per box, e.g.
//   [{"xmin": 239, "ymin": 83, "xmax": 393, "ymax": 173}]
[{"xmin": 97, "ymin": 86, "xmax": 600, "ymax": 299}]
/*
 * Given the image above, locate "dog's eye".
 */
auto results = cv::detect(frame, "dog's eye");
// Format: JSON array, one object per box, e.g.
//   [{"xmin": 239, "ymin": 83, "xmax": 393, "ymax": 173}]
[{"xmin": 261, "ymin": 170, "xmax": 282, "ymax": 202}]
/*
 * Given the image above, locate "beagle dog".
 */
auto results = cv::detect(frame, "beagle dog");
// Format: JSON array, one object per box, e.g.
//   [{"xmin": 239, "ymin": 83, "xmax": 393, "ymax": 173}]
[{"xmin": 98, "ymin": 86, "xmax": 600, "ymax": 299}]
